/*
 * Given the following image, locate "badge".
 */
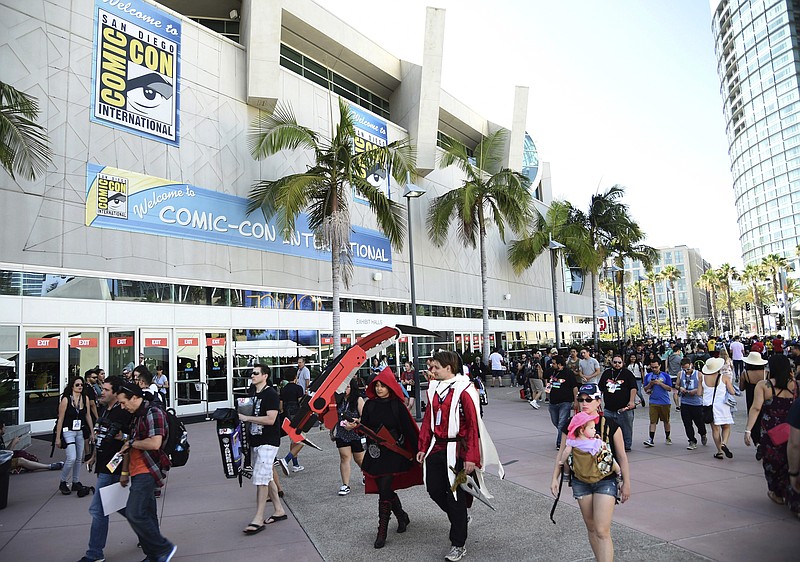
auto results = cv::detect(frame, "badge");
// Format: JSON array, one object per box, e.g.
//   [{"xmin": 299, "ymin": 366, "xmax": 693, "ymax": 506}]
[
  {"xmin": 435, "ymin": 409, "xmax": 442, "ymax": 426},
  {"xmin": 368, "ymin": 443, "xmax": 381, "ymax": 459},
  {"xmin": 72, "ymin": 419, "xmax": 82, "ymax": 431}
]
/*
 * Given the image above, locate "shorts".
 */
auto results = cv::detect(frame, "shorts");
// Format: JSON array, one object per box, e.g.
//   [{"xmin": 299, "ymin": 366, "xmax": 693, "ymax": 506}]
[
  {"xmin": 649, "ymin": 404, "xmax": 671, "ymax": 424},
  {"xmin": 336, "ymin": 438, "xmax": 364, "ymax": 453},
  {"xmin": 251, "ymin": 444, "xmax": 279, "ymax": 486},
  {"xmin": 530, "ymin": 378, "xmax": 544, "ymax": 392},
  {"xmin": 572, "ymin": 476, "xmax": 618, "ymax": 499}
]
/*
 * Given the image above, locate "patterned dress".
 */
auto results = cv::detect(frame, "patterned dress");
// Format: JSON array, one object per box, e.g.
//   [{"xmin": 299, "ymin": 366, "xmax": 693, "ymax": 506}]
[{"xmin": 759, "ymin": 381, "xmax": 799, "ymax": 513}]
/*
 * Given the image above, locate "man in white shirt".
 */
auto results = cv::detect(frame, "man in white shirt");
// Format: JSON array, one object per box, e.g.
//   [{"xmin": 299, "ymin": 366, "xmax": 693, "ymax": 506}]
[
  {"xmin": 296, "ymin": 358, "xmax": 311, "ymax": 393},
  {"xmin": 730, "ymin": 336, "xmax": 745, "ymax": 383},
  {"xmin": 578, "ymin": 348, "xmax": 601, "ymax": 384},
  {"xmin": 488, "ymin": 348, "xmax": 505, "ymax": 388}
]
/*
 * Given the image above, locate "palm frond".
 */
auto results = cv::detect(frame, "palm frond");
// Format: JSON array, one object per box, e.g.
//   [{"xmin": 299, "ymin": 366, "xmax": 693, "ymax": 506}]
[
  {"xmin": 351, "ymin": 175, "xmax": 406, "ymax": 251},
  {"xmin": 248, "ymin": 103, "xmax": 318, "ymax": 159},
  {"xmin": 472, "ymin": 129, "xmax": 508, "ymax": 175},
  {"xmin": 0, "ymin": 81, "xmax": 52, "ymax": 180}
]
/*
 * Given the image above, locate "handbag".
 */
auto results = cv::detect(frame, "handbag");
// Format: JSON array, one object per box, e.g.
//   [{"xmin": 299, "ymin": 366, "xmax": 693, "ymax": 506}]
[
  {"xmin": 766, "ymin": 423, "xmax": 790, "ymax": 446},
  {"xmin": 703, "ymin": 373, "xmax": 722, "ymax": 425}
]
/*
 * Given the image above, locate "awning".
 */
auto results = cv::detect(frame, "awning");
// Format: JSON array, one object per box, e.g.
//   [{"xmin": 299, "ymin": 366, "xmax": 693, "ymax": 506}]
[
  {"xmin": 233, "ymin": 340, "xmax": 315, "ymax": 357},
  {"xmin": 599, "ymin": 305, "xmax": 623, "ymax": 318}
]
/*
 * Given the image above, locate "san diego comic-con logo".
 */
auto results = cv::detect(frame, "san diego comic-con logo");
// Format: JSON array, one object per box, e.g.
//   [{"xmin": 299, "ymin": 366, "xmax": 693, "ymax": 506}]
[
  {"xmin": 96, "ymin": 173, "xmax": 128, "ymax": 219},
  {"xmin": 93, "ymin": 7, "xmax": 179, "ymax": 145}
]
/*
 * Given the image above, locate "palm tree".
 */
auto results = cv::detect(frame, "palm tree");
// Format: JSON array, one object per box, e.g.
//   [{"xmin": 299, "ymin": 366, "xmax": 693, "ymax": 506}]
[
  {"xmin": 568, "ymin": 186, "xmax": 644, "ymax": 350},
  {"xmin": 0, "ymin": 81, "xmax": 52, "ymax": 180},
  {"xmin": 661, "ymin": 265, "xmax": 682, "ymax": 336},
  {"xmin": 247, "ymin": 99, "xmax": 415, "ymax": 356},
  {"xmin": 741, "ymin": 264, "xmax": 766, "ymax": 334},
  {"xmin": 716, "ymin": 263, "xmax": 739, "ymax": 334},
  {"xmin": 627, "ymin": 280, "xmax": 650, "ymax": 336},
  {"xmin": 761, "ymin": 253, "xmax": 789, "ymax": 304},
  {"xmin": 609, "ymin": 241, "xmax": 657, "ymax": 340},
  {"xmin": 646, "ymin": 269, "xmax": 662, "ymax": 337},
  {"xmin": 508, "ymin": 200, "xmax": 593, "ymax": 348},
  {"xmin": 696, "ymin": 269, "xmax": 720, "ymax": 333},
  {"xmin": 428, "ymin": 130, "xmax": 532, "ymax": 361}
]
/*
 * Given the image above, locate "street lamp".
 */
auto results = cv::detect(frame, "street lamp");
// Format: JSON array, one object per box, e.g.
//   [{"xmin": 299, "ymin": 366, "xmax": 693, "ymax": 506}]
[
  {"xmin": 606, "ymin": 264, "xmax": 622, "ymax": 344},
  {"xmin": 548, "ymin": 238, "xmax": 565, "ymax": 350},
  {"xmin": 637, "ymin": 274, "xmax": 646, "ymax": 336},
  {"xmin": 404, "ymin": 175, "xmax": 426, "ymax": 421}
]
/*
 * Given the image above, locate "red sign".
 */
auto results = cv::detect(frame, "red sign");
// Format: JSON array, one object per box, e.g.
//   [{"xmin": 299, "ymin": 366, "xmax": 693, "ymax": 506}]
[
  {"xmin": 598, "ymin": 318, "xmax": 608, "ymax": 332},
  {"xmin": 178, "ymin": 338, "xmax": 198, "ymax": 346},
  {"xmin": 206, "ymin": 337, "xmax": 226, "ymax": 346},
  {"xmin": 145, "ymin": 338, "xmax": 168, "ymax": 347},
  {"xmin": 340, "ymin": 337, "xmax": 351, "ymax": 345},
  {"xmin": 69, "ymin": 338, "xmax": 98, "ymax": 348},
  {"xmin": 455, "ymin": 336, "xmax": 462, "ymax": 342},
  {"xmin": 399, "ymin": 336, "xmax": 408, "ymax": 343},
  {"xmin": 321, "ymin": 337, "xmax": 333, "ymax": 345},
  {"xmin": 27, "ymin": 337, "xmax": 58, "ymax": 349},
  {"xmin": 110, "ymin": 337, "xmax": 133, "ymax": 347}
]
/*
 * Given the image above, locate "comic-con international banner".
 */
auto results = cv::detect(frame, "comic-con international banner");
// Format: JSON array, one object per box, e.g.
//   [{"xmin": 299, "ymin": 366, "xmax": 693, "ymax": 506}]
[
  {"xmin": 350, "ymin": 104, "xmax": 389, "ymax": 204},
  {"xmin": 85, "ymin": 164, "xmax": 393, "ymax": 270},
  {"xmin": 91, "ymin": 0, "xmax": 181, "ymax": 146}
]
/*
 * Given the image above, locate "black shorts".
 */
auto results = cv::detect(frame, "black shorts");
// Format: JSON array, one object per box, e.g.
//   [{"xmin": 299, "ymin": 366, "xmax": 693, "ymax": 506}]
[{"xmin": 336, "ymin": 437, "xmax": 364, "ymax": 453}]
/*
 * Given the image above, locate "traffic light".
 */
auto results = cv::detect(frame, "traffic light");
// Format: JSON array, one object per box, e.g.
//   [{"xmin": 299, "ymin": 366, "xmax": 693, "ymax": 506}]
[
  {"xmin": 762, "ymin": 304, "xmax": 769, "ymax": 315},
  {"xmin": 745, "ymin": 302, "xmax": 751, "ymax": 312},
  {"xmin": 778, "ymin": 314, "xmax": 785, "ymax": 329}
]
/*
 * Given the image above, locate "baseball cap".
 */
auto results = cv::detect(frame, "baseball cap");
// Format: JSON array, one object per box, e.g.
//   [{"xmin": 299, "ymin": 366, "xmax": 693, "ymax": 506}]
[
  {"xmin": 549, "ymin": 348, "xmax": 558, "ymax": 354},
  {"xmin": 567, "ymin": 412, "xmax": 599, "ymax": 439},
  {"xmin": 577, "ymin": 383, "xmax": 601, "ymax": 399}
]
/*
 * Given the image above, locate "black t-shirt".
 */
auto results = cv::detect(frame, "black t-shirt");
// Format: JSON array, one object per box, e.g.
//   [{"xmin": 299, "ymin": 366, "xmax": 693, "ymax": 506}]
[
  {"xmin": 280, "ymin": 382, "xmax": 304, "ymax": 417},
  {"xmin": 599, "ymin": 367, "xmax": 637, "ymax": 412},
  {"xmin": 549, "ymin": 367, "xmax": 577, "ymax": 404},
  {"xmin": 788, "ymin": 397, "xmax": 800, "ymax": 430},
  {"xmin": 94, "ymin": 403, "xmax": 133, "ymax": 474},
  {"xmin": 248, "ymin": 385, "xmax": 281, "ymax": 447}
]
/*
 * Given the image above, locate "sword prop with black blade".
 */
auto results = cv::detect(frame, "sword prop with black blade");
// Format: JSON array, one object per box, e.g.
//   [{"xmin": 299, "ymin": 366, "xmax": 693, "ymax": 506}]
[{"xmin": 550, "ymin": 464, "xmax": 565, "ymax": 523}]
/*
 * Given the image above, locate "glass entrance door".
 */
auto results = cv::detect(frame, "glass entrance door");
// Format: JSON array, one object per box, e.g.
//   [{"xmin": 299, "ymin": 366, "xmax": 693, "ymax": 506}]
[
  {"xmin": 205, "ymin": 332, "xmax": 228, "ymax": 406},
  {"xmin": 175, "ymin": 332, "xmax": 203, "ymax": 415},
  {"xmin": 24, "ymin": 330, "xmax": 62, "ymax": 427}
]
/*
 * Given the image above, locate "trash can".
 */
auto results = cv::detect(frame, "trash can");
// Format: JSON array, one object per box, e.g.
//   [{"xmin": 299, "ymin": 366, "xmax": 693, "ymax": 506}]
[{"xmin": 0, "ymin": 450, "xmax": 13, "ymax": 510}]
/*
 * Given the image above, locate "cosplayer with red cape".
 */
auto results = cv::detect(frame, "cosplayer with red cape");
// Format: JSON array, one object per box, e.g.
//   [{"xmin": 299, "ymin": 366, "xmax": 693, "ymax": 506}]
[{"xmin": 345, "ymin": 367, "xmax": 423, "ymax": 549}]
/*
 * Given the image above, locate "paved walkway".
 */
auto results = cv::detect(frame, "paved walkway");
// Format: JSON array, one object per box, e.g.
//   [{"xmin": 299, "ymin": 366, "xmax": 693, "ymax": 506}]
[{"xmin": 0, "ymin": 386, "xmax": 796, "ymax": 561}]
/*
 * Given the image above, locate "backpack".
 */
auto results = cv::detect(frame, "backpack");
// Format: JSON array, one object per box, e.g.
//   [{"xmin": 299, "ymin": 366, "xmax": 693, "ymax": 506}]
[
  {"xmin": 153, "ymin": 404, "xmax": 190, "ymax": 468},
  {"xmin": 568, "ymin": 441, "xmax": 615, "ymax": 484}
]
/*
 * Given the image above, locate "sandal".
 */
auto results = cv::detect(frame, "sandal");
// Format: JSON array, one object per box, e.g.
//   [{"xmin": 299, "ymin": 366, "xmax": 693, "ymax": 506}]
[
  {"xmin": 721, "ymin": 443, "xmax": 733, "ymax": 458},
  {"xmin": 713, "ymin": 452, "xmax": 724, "ymax": 459},
  {"xmin": 767, "ymin": 491, "xmax": 786, "ymax": 505},
  {"xmin": 265, "ymin": 514, "xmax": 288, "ymax": 524},
  {"xmin": 243, "ymin": 523, "xmax": 265, "ymax": 535}
]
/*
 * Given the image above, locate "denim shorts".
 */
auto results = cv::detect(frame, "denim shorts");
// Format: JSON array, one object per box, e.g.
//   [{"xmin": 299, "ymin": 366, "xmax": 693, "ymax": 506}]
[{"xmin": 571, "ymin": 476, "xmax": 618, "ymax": 499}]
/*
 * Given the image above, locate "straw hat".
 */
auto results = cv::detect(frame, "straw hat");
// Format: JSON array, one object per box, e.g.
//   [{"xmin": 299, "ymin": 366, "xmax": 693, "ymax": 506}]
[
  {"xmin": 742, "ymin": 351, "xmax": 767, "ymax": 366},
  {"xmin": 702, "ymin": 357, "xmax": 725, "ymax": 374}
]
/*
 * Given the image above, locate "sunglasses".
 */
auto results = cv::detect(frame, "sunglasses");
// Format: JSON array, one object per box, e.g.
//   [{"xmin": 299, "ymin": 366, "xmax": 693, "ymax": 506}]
[
  {"xmin": 250, "ymin": 372, "xmax": 262, "ymax": 377},
  {"xmin": 74, "ymin": 383, "xmax": 83, "ymax": 387},
  {"xmin": 576, "ymin": 397, "xmax": 597, "ymax": 403}
]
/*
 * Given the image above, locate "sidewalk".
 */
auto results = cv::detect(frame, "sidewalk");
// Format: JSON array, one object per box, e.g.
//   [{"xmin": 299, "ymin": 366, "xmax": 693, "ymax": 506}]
[{"xmin": 0, "ymin": 387, "xmax": 795, "ymax": 561}]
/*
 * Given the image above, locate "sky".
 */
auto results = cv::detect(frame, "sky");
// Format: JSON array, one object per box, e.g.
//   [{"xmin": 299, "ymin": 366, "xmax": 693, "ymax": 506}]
[{"xmin": 316, "ymin": 0, "xmax": 742, "ymax": 269}]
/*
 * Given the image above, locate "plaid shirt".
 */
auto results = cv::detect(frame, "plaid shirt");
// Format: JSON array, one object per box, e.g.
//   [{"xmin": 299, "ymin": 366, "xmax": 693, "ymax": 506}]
[{"xmin": 131, "ymin": 400, "xmax": 171, "ymax": 487}]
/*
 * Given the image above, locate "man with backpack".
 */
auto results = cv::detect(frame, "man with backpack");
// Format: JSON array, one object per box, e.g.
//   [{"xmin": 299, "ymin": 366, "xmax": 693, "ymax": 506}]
[{"xmin": 116, "ymin": 382, "xmax": 177, "ymax": 562}]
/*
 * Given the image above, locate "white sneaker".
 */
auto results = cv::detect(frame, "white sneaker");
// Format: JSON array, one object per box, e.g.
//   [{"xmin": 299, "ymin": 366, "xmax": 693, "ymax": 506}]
[
  {"xmin": 445, "ymin": 545, "xmax": 467, "ymax": 561},
  {"xmin": 338, "ymin": 485, "xmax": 351, "ymax": 496},
  {"xmin": 277, "ymin": 458, "xmax": 290, "ymax": 477},
  {"xmin": 532, "ymin": 400, "xmax": 540, "ymax": 409},
  {"xmin": 292, "ymin": 465, "xmax": 305, "ymax": 473}
]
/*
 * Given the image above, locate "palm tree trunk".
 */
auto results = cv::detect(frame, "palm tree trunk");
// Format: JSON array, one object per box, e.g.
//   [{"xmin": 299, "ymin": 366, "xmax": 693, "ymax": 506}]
[
  {"xmin": 479, "ymin": 215, "xmax": 490, "ymax": 363},
  {"xmin": 619, "ymin": 272, "xmax": 626, "ymax": 341},
  {"xmin": 710, "ymin": 288, "xmax": 717, "ymax": 333},
  {"xmin": 671, "ymin": 283, "xmax": 679, "ymax": 335},
  {"xmin": 753, "ymin": 285, "xmax": 762, "ymax": 334},
  {"xmin": 726, "ymin": 283, "xmax": 734, "ymax": 335},
  {"xmin": 331, "ymin": 247, "xmax": 342, "ymax": 358},
  {"xmin": 592, "ymin": 271, "xmax": 599, "ymax": 351},
  {"xmin": 651, "ymin": 281, "xmax": 660, "ymax": 336}
]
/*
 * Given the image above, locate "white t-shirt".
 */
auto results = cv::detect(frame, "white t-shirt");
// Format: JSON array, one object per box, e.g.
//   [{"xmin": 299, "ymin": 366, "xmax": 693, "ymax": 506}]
[
  {"xmin": 730, "ymin": 341, "xmax": 744, "ymax": 361},
  {"xmin": 489, "ymin": 352, "xmax": 504, "ymax": 371},
  {"xmin": 153, "ymin": 373, "xmax": 168, "ymax": 394},
  {"xmin": 297, "ymin": 366, "xmax": 311, "ymax": 392}
]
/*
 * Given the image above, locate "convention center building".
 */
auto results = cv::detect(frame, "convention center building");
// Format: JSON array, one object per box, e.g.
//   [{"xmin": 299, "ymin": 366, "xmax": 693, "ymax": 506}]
[{"xmin": 0, "ymin": 0, "xmax": 592, "ymax": 432}]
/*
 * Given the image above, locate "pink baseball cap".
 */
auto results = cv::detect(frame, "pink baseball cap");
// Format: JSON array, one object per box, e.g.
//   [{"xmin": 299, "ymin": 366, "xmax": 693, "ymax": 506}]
[{"xmin": 567, "ymin": 412, "xmax": 599, "ymax": 440}]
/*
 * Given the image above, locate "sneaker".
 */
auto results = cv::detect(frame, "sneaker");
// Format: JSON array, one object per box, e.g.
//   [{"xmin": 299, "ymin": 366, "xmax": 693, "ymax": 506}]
[
  {"xmin": 292, "ymin": 465, "xmax": 305, "ymax": 473},
  {"xmin": 361, "ymin": 474, "xmax": 365, "ymax": 485},
  {"xmin": 666, "ymin": 437, "xmax": 672, "ymax": 445},
  {"xmin": 532, "ymin": 400, "xmax": 540, "ymax": 409},
  {"xmin": 338, "ymin": 485, "xmax": 351, "ymax": 496},
  {"xmin": 445, "ymin": 545, "xmax": 467, "ymax": 561},
  {"xmin": 643, "ymin": 440, "xmax": 654, "ymax": 447},
  {"xmin": 60, "ymin": 481, "xmax": 71, "ymax": 495},
  {"xmin": 687, "ymin": 442, "xmax": 697, "ymax": 450},
  {"xmin": 50, "ymin": 461, "xmax": 64, "ymax": 471},
  {"xmin": 77, "ymin": 557, "xmax": 105, "ymax": 562},
  {"xmin": 278, "ymin": 458, "xmax": 290, "ymax": 477},
  {"xmin": 156, "ymin": 544, "xmax": 177, "ymax": 562},
  {"xmin": 701, "ymin": 434, "xmax": 708, "ymax": 446}
]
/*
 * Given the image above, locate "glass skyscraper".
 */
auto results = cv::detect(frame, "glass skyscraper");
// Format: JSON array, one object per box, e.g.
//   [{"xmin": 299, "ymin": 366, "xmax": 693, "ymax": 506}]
[{"xmin": 711, "ymin": 0, "xmax": 800, "ymax": 265}]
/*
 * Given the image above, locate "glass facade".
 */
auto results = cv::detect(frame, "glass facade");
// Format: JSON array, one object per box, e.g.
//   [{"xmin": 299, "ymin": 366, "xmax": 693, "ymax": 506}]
[{"xmin": 712, "ymin": 0, "xmax": 800, "ymax": 265}]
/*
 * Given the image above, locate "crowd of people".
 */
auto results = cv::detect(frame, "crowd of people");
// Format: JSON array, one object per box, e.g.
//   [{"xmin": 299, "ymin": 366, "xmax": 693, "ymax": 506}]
[{"xmin": 6, "ymin": 332, "xmax": 800, "ymax": 562}]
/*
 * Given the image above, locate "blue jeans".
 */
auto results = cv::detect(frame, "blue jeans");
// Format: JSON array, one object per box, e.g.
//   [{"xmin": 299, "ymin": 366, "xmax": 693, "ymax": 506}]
[
  {"xmin": 635, "ymin": 380, "xmax": 646, "ymax": 404},
  {"xmin": 604, "ymin": 408, "xmax": 633, "ymax": 450},
  {"xmin": 549, "ymin": 401, "xmax": 573, "ymax": 447},
  {"xmin": 60, "ymin": 429, "xmax": 84, "ymax": 483},
  {"xmin": 572, "ymin": 475, "xmax": 618, "ymax": 499},
  {"xmin": 125, "ymin": 474, "xmax": 173, "ymax": 560},
  {"xmin": 87, "ymin": 472, "xmax": 124, "ymax": 560}
]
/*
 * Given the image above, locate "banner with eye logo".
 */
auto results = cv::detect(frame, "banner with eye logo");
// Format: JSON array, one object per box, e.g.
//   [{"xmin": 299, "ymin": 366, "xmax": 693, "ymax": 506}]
[{"xmin": 90, "ymin": 0, "xmax": 181, "ymax": 146}]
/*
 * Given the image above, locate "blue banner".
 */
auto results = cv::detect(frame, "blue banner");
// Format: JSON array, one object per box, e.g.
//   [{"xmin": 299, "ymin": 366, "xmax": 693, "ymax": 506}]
[
  {"xmin": 85, "ymin": 164, "xmax": 392, "ymax": 270},
  {"xmin": 91, "ymin": 0, "xmax": 181, "ymax": 146}
]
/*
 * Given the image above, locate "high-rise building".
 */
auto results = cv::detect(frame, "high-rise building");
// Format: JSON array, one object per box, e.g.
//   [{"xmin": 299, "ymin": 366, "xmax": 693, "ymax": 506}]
[{"xmin": 710, "ymin": 0, "xmax": 800, "ymax": 265}]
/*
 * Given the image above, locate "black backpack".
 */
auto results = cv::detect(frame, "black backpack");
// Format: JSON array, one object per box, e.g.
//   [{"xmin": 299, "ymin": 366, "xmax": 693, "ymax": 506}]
[{"xmin": 154, "ymin": 405, "xmax": 190, "ymax": 468}]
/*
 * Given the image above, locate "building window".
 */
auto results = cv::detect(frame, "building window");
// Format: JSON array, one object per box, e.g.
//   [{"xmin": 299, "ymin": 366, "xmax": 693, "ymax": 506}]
[
  {"xmin": 436, "ymin": 131, "xmax": 475, "ymax": 158},
  {"xmin": 188, "ymin": 17, "xmax": 240, "ymax": 44},
  {"xmin": 279, "ymin": 44, "xmax": 390, "ymax": 119}
]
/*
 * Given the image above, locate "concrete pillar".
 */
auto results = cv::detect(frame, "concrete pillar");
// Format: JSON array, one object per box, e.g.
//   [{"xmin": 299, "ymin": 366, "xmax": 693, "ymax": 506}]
[
  {"xmin": 242, "ymin": 0, "xmax": 282, "ymax": 110},
  {"xmin": 507, "ymin": 85, "xmax": 529, "ymax": 171},
  {"xmin": 415, "ymin": 7, "xmax": 446, "ymax": 175}
]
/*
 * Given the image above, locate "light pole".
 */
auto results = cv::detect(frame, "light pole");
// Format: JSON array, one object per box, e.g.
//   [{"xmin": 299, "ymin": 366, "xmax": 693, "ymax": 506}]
[
  {"xmin": 548, "ymin": 238, "xmax": 565, "ymax": 350},
  {"xmin": 637, "ymin": 274, "xmax": 646, "ymax": 336},
  {"xmin": 404, "ymin": 176, "xmax": 426, "ymax": 422},
  {"xmin": 606, "ymin": 264, "xmax": 622, "ymax": 344}
]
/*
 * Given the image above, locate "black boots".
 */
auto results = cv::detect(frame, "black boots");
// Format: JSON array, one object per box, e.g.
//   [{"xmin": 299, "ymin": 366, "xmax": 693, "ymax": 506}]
[
  {"xmin": 374, "ymin": 499, "xmax": 392, "ymax": 548},
  {"xmin": 59, "ymin": 481, "xmax": 71, "ymax": 495},
  {"xmin": 390, "ymin": 493, "xmax": 410, "ymax": 533}
]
